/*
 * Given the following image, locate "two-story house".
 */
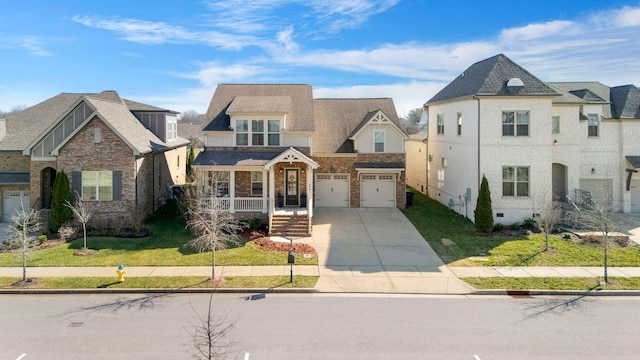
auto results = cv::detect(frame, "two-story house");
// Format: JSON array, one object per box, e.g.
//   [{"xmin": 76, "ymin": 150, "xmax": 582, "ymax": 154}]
[
  {"xmin": 193, "ymin": 84, "xmax": 407, "ymax": 236},
  {"xmin": 414, "ymin": 54, "xmax": 640, "ymax": 224},
  {"xmin": 0, "ymin": 90, "xmax": 189, "ymax": 227}
]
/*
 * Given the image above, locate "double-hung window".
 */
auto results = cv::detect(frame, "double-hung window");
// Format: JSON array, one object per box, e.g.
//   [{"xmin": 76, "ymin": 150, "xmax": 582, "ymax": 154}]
[
  {"xmin": 82, "ymin": 171, "xmax": 112, "ymax": 201},
  {"xmin": 437, "ymin": 114, "xmax": 444, "ymax": 134},
  {"xmin": 457, "ymin": 113, "xmax": 462, "ymax": 135},
  {"xmin": 209, "ymin": 171, "xmax": 229, "ymax": 197},
  {"xmin": 502, "ymin": 111, "xmax": 529, "ymax": 136},
  {"xmin": 236, "ymin": 120, "xmax": 249, "ymax": 145},
  {"xmin": 374, "ymin": 131, "xmax": 385, "ymax": 152},
  {"xmin": 587, "ymin": 114, "xmax": 599, "ymax": 137},
  {"xmin": 267, "ymin": 120, "xmax": 280, "ymax": 146},
  {"xmin": 502, "ymin": 166, "xmax": 529, "ymax": 197},
  {"xmin": 251, "ymin": 120, "xmax": 264, "ymax": 145},
  {"xmin": 251, "ymin": 172, "xmax": 263, "ymax": 196}
]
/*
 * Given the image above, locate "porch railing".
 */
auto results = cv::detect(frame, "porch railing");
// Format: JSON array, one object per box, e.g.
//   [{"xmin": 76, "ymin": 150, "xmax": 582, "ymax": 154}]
[{"xmin": 200, "ymin": 197, "xmax": 268, "ymax": 212}]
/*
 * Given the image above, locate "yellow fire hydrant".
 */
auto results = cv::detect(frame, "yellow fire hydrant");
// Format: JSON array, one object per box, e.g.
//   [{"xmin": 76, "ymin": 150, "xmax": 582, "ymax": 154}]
[{"xmin": 117, "ymin": 264, "xmax": 125, "ymax": 282}]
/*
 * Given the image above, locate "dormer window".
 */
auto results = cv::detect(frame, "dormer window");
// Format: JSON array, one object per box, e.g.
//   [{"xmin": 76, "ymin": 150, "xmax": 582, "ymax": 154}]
[{"xmin": 235, "ymin": 119, "xmax": 280, "ymax": 146}]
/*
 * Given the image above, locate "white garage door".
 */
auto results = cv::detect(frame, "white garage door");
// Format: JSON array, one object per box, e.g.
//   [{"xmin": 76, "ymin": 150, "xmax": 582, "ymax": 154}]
[
  {"xmin": 361, "ymin": 174, "xmax": 395, "ymax": 208},
  {"xmin": 315, "ymin": 174, "xmax": 349, "ymax": 207},
  {"xmin": 631, "ymin": 180, "xmax": 640, "ymax": 213},
  {"xmin": 2, "ymin": 191, "xmax": 30, "ymax": 221}
]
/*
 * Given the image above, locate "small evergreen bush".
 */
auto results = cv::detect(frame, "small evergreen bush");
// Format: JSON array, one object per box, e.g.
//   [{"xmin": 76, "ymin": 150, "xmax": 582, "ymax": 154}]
[{"xmin": 474, "ymin": 175, "xmax": 494, "ymax": 233}]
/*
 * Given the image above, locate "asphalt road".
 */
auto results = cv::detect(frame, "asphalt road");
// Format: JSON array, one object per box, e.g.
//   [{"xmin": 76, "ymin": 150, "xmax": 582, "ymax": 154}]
[{"xmin": 1, "ymin": 293, "xmax": 639, "ymax": 359}]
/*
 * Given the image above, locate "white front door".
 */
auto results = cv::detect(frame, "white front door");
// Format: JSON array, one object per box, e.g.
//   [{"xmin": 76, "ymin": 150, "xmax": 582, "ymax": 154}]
[
  {"xmin": 2, "ymin": 191, "xmax": 30, "ymax": 221},
  {"xmin": 315, "ymin": 174, "xmax": 349, "ymax": 207},
  {"xmin": 361, "ymin": 174, "xmax": 395, "ymax": 208}
]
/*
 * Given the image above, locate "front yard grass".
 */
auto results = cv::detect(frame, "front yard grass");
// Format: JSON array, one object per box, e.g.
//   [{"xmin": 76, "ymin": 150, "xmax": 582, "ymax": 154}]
[
  {"xmin": 0, "ymin": 276, "xmax": 319, "ymax": 289},
  {"xmin": 0, "ymin": 202, "xmax": 317, "ymax": 267},
  {"xmin": 402, "ymin": 189, "xmax": 640, "ymax": 267},
  {"xmin": 463, "ymin": 277, "xmax": 640, "ymax": 291}
]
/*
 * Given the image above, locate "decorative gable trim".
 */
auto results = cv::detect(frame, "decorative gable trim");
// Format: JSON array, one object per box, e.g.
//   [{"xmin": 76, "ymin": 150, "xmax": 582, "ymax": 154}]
[
  {"xmin": 348, "ymin": 110, "xmax": 407, "ymax": 140},
  {"xmin": 263, "ymin": 147, "xmax": 319, "ymax": 169}
]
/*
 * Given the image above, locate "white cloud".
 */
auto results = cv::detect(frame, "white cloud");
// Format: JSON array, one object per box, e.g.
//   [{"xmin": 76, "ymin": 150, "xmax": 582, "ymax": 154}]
[
  {"xmin": 500, "ymin": 20, "xmax": 579, "ymax": 41},
  {"xmin": 0, "ymin": 36, "xmax": 52, "ymax": 56},
  {"xmin": 276, "ymin": 26, "xmax": 298, "ymax": 52},
  {"xmin": 182, "ymin": 63, "xmax": 266, "ymax": 86},
  {"xmin": 591, "ymin": 5, "xmax": 640, "ymax": 28}
]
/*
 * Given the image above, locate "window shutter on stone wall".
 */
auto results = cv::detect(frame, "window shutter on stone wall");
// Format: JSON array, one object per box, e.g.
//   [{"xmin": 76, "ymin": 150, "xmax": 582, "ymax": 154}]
[
  {"xmin": 112, "ymin": 171, "xmax": 122, "ymax": 200},
  {"xmin": 72, "ymin": 171, "xmax": 81, "ymax": 199}
]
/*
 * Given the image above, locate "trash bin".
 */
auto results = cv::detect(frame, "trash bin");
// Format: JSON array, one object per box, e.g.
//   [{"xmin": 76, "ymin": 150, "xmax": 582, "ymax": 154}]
[{"xmin": 406, "ymin": 191, "xmax": 414, "ymax": 207}]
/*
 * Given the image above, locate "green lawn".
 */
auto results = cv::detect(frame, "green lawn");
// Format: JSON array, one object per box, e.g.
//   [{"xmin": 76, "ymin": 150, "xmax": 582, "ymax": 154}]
[
  {"xmin": 402, "ymin": 189, "xmax": 640, "ymax": 267},
  {"xmin": 0, "ymin": 202, "xmax": 317, "ymax": 267},
  {"xmin": 463, "ymin": 277, "xmax": 640, "ymax": 291},
  {"xmin": 0, "ymin": 276, "xmax": 319, "ymax": 289}
]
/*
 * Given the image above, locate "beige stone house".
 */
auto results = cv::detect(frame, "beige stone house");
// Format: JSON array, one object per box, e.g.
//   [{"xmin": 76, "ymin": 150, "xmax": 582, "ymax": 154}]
[
  {"xmin": 193, "ymin": 84, "xmax": 408, "ymax": 236},
  {"xmin": 0, "ymin": 90, "xmax": 189, "ymax": 226}
]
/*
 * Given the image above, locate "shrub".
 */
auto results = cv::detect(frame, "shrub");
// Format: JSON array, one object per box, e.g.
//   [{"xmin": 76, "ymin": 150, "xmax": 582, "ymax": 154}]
[
  {"xmin": 493, "ymin": 223, "xmax": 504, "ymax": 232},
  {"xmin": 522, "ymin": 218, "xmax": 536, "ymax": 230},
  {"xmin": 37, "ymin": 234, "xmax": 47, "ymax": 244},
  {"xmin": 250, "ymin": 217, "xmax": 266, "ymax": 230},
  {"xmin": 509, "ymin": 222, "xmax": 521, "ymax": 231},
  {"xmin": 49, "ymin": 170, "xmax": 73, "ymax": 232},
  {"xmin": 474, "ymin": 175, "xmax": 494, "ymax": 233}
]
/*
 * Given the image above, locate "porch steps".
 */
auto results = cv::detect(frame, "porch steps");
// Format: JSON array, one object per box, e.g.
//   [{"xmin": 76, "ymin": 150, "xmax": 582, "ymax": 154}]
[{"xmin": 269, "ymin": 214, "xmax": 311, "ymax": 237}]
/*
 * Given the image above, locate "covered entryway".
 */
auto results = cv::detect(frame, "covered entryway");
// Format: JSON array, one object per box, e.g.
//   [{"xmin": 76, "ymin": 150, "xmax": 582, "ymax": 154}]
[
  {"xmin": 361, "ymin": 174, "xmax": 395, "ymax": 208},
  {"xmin": 285, "ymin": 168, "xmax": 299, "ymax": 206},
  {"xmin": 552, "ymin": 163, "xmax": 567, "ymax": 201},
  {"xmin": 315, "ymin": 174, "xmax": 349, "ymax": 207},
  {"xmin": 631, "ymin": 180, "xmax": 640, "ymax": 213},
  {"xmin": 2, "ymin": 191, "xmax": 30, "ymax": 221}
]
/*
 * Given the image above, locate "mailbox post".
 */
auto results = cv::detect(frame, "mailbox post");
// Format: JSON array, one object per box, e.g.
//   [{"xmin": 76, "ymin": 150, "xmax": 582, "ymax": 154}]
[{"xmin": 287, "ymin": 250, "xmax": 295, "ymax": 283}]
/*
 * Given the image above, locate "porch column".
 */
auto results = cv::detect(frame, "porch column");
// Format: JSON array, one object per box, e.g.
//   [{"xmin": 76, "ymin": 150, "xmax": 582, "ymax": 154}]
[
  {"xmin": 262, "ymin": 170, "xmax": 268, "ymax": 213},
  {"xmin": 269, "ymin": 167, "xmax": 275, "ymax": 212},
  {"xmin": 306, "ymin": 164, "xmax": 313, "ymax": 218},
  {"xmin": 229, "ymin": 170, "xmax": 235, "ymax": 213}
]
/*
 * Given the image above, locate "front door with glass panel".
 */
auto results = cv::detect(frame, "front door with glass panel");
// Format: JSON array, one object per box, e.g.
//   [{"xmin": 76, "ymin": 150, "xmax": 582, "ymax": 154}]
[{"xmin": 285, "ymin": 169, "xmax": 299, "ymax": 206}]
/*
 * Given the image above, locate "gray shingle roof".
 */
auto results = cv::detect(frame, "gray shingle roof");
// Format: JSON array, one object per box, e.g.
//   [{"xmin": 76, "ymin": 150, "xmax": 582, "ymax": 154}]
[
  {"xmin": 226, "ymin": 96, "xmax": 291, "ymax": 114},
  {"xmin": 193, "ymin": 149, "xmax": 286, "ymax": 166},
  {"xmin": 124, "ymin": 99, "xmax": 177, "ymax": 113},
  {"xmin": 203, "ymin": 84, "xmax": 314, "ymax": 132},
  {"xmin": 626, "ymin": 156, "xmax": 640, "ymax": 168},
  {"xmin": 611, "ymin": 85, "xmax": 640, "ymax": 119},
  {"xmin": 0, "ymin": 171, "xmax": 29, "ymax": 184},
  {"xmin": 546, "ymin": 83, "xmax": 587, "ymax": 104},
  {"xmin": 426, "ymin": 54, "xmax": 558, "ymax": 104},
  {"xmin": 312, "ymin": 98, "xmax": 401, "ymax": 153},
  {"xmin": 550, "ymin": 82, "xmax": 613, "ymax": 118}
]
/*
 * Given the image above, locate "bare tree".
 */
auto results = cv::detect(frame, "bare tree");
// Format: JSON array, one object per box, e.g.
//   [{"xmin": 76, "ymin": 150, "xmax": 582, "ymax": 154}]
[
  {"xmin": 3, "ymin": 208, "xmax": 41, "ymax": 282},
  {"xmin": 65, "ymin": 194, "xmax": 95, "ymax": 252},
  {"xmin": 574, "ymin": 181, "xmax": 619, "ymax": 284},
  {"xmin": 181, "ymin": 179, "xmax": 244, "ymax": 281},
  {"xmin": 531, "ymin": 188, "xmax": 563, "ymax": 252},
  {"xmin": 189, "ymin": 294, "xmax": 236, "ymax": 359}
]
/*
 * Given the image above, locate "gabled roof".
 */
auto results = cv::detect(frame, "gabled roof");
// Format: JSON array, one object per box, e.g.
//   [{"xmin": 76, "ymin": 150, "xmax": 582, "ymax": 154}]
[
  {"xmin": 569, "ymin": 89, "xmax": 607, "ymax": 103},
  {"xmin": 611, "ymin": 85, "xmax": 640, "ymax": 119},
  {"xmin": 124, "ymin": 98, "xmax": 178, "ymax": 114},
  {"xmin": 546, "ymin": 83, "xmax": 587, "ymax": 104},
  {"xmin": 312, "ymin": 98, "xmax": 402, "ymax": 153},
  {"xmin": 203, "ymin": 84, "xmax": 314, "ymax": 132},
  {"xmin": 426, "ymin": 54, "xmax": 558, "ymax": 104},
  {"xmin": 551, "ymin": 82, "xmax": 613, "ymax": 118},
  {"xmin": 0, "ymin": 90, "xmax": 183, "ymax": 152}
]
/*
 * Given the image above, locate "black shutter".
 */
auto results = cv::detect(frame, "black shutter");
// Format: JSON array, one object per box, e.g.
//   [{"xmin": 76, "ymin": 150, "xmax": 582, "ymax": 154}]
[
  {"xmin": 113, "ymin": 171, "xmax": 122, "ymax": 200},
  {"xmin": 72, "ymin": 171, "xmax": 82, "ymax": 199}
]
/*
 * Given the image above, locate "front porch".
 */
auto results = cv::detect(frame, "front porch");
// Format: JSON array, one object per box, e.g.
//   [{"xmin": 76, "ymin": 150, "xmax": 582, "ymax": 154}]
[{"xmin": 193, "ymin": 147, "xmax": 319, "ymax": 236}]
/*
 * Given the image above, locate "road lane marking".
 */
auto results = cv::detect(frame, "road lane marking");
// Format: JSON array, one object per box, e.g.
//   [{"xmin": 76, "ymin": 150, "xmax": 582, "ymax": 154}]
[
  {"xmin": 16, "ymin": 354, "xmax": 26, "ymax": 360},
  {"xmin": 474, "ymin": 356, "xmax": 481, "ymax": 360},
  {"xmin": 244, "ymin": 353, "xmax": 250, "ymax": 360}
]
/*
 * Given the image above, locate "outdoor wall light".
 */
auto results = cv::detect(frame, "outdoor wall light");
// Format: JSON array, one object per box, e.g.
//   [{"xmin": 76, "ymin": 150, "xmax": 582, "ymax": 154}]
[
  {"xmin": 591, "ymin": 167, "xmax": 596, "ymax": 174},
  {"xmin": 553, "ymin": 139, "xmax": 558, "ymax": 146}
]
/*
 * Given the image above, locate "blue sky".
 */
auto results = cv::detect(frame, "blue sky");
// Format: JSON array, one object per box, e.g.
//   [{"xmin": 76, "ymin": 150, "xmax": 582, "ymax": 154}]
[{"xmin": 1, "ymin": 0, "xmax": 640, "ymax": 117}]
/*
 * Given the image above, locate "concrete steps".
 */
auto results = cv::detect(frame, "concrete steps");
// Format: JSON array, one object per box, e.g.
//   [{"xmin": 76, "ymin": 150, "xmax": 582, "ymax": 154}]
[{"xmin": 270, "ymin": 214, "xmax": 310, "ymax": 237}]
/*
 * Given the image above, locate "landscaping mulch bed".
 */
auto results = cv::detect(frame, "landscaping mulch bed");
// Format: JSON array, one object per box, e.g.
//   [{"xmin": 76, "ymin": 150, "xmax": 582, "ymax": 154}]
[{"xmin": 242, "ymin": 230, "xmax": 317, "ymax": 254}]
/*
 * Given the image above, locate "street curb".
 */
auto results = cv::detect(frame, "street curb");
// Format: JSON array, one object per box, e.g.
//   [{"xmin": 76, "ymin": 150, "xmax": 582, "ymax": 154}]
[
  {"xmin": 472, "ymin": 289, "xmax": 640, "ymax": 296},
  {"xmin": 0, "ymin": 287, "xmax": 320, "ymax": 295}
]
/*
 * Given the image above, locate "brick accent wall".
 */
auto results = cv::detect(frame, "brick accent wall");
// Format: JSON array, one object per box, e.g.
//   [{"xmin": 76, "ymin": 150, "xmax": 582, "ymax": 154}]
[
  {"xmin": 313, "ymin": 153, "xmax": 406, "ymax": 208},
  {"xmin": 0, "ymin": 151, "xmax": 29, "ymax": 171}
]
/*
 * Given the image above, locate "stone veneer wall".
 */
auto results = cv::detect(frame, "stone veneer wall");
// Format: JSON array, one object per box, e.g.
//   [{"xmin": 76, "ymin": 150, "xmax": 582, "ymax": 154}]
[{"xmin": 313, "ymin": 153, "xmax": 406, "ymax": 209}]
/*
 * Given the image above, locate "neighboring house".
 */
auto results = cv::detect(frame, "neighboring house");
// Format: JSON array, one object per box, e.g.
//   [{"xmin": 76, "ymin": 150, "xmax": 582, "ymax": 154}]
[
  {"xmin": 0, "ymin": 90, "xmax": 189, "ymax": 226},
  {"xmin": 193, "ymin": 84, "xmax": 407, "ymax": 236},
  {"xmin": 177, "ymin": 122, "xmax": 205, "ymax": 148},
  {"xmin": 412, "ymin": 53, "xmax": 640, "ymax": 224},
  {"xmin": 405, "ymin": 133, "xmax": 428, "ymax": 195}
]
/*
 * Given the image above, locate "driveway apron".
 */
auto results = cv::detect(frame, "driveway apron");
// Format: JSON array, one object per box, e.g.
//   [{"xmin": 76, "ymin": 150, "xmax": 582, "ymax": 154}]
[{"xmin": 307, "ymin": 208, "xmax": 473, "ymax": 294}]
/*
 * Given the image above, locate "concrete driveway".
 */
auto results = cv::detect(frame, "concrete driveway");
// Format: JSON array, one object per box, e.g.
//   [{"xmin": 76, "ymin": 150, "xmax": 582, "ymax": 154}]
[{"xmin": 304, "ymin": 208, "xmax": 473, "ymax": 294}]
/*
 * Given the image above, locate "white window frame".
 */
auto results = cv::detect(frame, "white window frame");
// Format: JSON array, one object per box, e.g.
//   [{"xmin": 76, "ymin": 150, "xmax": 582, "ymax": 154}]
[
  {"xmin": 502, "ymin": 166, "xmax": 529, "ymax": 197},
  {"xmin": 251, "ymin": 171, "xmax": 263, "ymax": 196},
  {"xmin": 166, "ymin": 118, "xmax": 177, "ymax": 141},
  {"xmin": 587, "ymin": 114, "xmax": 599, "ymax": 137},
  {"xmin": 208, "ymin": 171, "xmax": 230, "ymax": 197},
  {"xmin": 235, "ymin": 119, "xmax": 280, "ymax": 146},
  {"xmin": 374, "ymin": 130, "xmax": 385, "ymax": 153},
  {"xmin": 502, "ymin": 111, "xmax": 529, "ymax": 137},
  {"xmin": 437, "ymin": 114, "xmax": 444, "ymax": 135},
  {"xmin": 267, "ymin": 120, "xmax": 280, "ymax": 146},
  {"xmin": 81, "ymin": 171, "xmax": 113, "ymax": 201},
  {"xmin": 236, "ymin": 120, "xmax": 249, "ymax": 145}
]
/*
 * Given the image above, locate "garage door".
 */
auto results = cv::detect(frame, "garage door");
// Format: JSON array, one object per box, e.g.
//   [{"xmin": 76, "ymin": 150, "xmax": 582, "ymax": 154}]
[
  {"xmin": 631, "ymin": 180, "xmax": 640, "ymax": 213},
  {"xmin": 361, "ymin": 174, "xmax": 395, "ymax": 208},
  {"xmin": 2, "ymin": 191, "xmax": 30, "ymax": 221},
  {"xmin": 315, "ymin": 174, "xmax": 349, "ymax": 207}
]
